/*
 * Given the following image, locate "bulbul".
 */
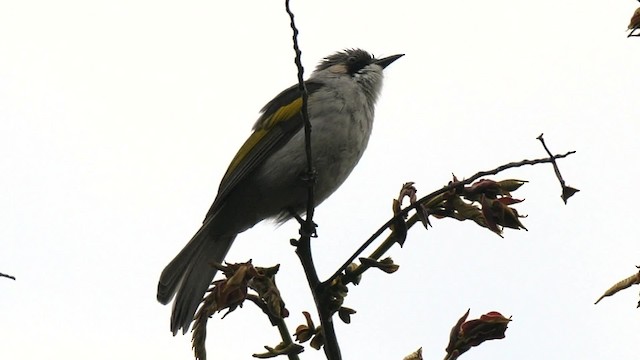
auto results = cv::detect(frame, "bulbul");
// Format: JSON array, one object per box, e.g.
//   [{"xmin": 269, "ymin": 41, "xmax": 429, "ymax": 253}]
[{"xmin": 157, "ymin": 48, "xmax": 403, "ymax": 335}]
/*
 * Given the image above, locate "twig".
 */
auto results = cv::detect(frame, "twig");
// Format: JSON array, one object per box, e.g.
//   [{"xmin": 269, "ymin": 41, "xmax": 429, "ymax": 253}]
[
  {"xmin": 285, "ymin": 1, "xmax": 341, "ymax": 359},
  {"xmin": 0, "ymin": 272, "xmax": 16, "ymax": 280},
  {"xmin": 246, "ymin": 295, "xmax": 302, "ymax": 360},
  {"xmin": 328, "ymin": 150, "xmax": 576, "ymax": 285},
  {"xmin": 285, "ymin": 0, "xmax": 315, "ymax": 234},
  {"xmin": 537, "ymin": 134, "xmax": 579, "ymax": 203}
]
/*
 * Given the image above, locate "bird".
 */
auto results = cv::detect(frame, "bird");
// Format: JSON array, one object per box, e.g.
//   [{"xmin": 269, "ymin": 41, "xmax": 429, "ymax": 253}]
[{"xmin": 157, "ymin": 48, "xmax": 404, "ymax": 335}]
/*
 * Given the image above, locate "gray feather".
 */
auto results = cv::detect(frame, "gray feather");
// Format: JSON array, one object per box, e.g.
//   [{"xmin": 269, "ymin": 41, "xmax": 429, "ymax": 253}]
[{"xmin": 158, "ymin": 229, "xmax": 235, "ymax": 335}]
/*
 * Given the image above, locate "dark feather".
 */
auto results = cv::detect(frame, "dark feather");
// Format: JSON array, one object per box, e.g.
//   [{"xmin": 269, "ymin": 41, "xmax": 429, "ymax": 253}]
[{"xmin": 203, "ymin": 81, "xmax": 323, "ymax": 221}]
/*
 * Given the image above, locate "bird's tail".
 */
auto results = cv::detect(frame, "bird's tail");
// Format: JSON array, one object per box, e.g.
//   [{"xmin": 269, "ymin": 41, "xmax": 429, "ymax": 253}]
[{"xmin": 157, "ymin": 228, "xmax": 235, "ymax": 335}]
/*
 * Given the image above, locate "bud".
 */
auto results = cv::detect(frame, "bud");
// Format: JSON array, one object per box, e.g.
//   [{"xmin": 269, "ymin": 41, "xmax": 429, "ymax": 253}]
[{"xmin": 445, "ymin": 309, "xmax": 511, "ymax": 360}]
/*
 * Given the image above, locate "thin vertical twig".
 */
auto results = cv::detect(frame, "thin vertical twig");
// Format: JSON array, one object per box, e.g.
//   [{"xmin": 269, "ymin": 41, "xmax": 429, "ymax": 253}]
[
  {"xmin": 285, "ymin": 1, "xmax": 342, "ymax": 360},
  {"xmin": 284, "ymin": 0, "xmax": 315, "ymax": 231}
]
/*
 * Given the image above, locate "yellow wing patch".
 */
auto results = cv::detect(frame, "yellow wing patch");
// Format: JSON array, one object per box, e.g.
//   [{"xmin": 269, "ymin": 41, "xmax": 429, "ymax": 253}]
[
  {"xmin": 222, "ymin": 128, "xmax": 268, "ymax": 183},
  {"xmin": 260, "ymin": 96, "xmax": 303, "ymax": 130},
  {"xmin": 222, "ymin": 96, "xmax": 303, "ymax": 183}
]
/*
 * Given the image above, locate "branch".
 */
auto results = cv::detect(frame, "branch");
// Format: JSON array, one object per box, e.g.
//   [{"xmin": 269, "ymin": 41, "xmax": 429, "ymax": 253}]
[
  {"xmin": 0, "ymin": 272, "xmax": 16, "ymax": 280},
  {"xmin": 285, "ymin": 0, "xmax": 315, "ymax": 234},
  {"xmin": 191, "ymin": 262, "xmax": 295, "ymax": 360},
  {"xmin": 537, "ymin": 134, "xmax": 579, "ymax": 203},
  {"xmin": 248, "ymin": 294, "xmax": 304, "ymax": 359},
  {"xmin": 285, "ymin": 1, "xmax": 342, "ymax": 359},
  {"xmin": 329, "ymin": 148, "xmax": 576, "ymax": 285}
]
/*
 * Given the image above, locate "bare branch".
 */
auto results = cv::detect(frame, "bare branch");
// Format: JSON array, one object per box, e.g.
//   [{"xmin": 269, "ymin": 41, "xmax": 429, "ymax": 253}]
[
  {"xmin": 537, "ymin": 134, "xmax": 579, "ymax": 203},
  {"xmin": 285, "ymin": 0, "xmax": 315, "ymax": 235},
  {"xmin": 329, "ymin": 148, "xmax": 576, "ymax": 285},
  {"xmin": 0, "ymin": 272, "xmax": 15, "ymax": 280},
  {"xmin": 285, "ymin": 1, "xmax": 341, "ymax": 359}
]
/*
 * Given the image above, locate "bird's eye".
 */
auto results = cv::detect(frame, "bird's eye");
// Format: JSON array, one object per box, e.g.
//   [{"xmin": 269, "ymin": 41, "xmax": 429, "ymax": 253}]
[{"xmin": 347, "ymin": 56, "xmax": 357, "ymax": 64}]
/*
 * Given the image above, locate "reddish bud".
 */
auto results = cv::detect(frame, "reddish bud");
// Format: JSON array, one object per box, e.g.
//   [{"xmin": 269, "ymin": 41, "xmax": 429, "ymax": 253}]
[{"xmin": 445, "ymin": 309, "xmax": 511, "ymax": 359}]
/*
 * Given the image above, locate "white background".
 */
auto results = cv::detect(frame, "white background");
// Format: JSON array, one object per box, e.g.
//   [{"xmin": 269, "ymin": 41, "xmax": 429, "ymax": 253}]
[{"xmin": 1, "ymin": 1, "xmax": 639, "ymax": 359}]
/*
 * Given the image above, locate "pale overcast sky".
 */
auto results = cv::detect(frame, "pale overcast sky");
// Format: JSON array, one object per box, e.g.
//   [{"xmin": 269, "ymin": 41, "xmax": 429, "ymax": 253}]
[{"xmin": 1, "ymin": 1, "xmax": 639, "ymax": 359}]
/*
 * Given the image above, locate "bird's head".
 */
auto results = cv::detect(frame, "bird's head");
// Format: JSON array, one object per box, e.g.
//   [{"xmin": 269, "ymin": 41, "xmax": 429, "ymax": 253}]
[
  {"xmin": 314, "ymin": 48, "xmax": 403, "ymax": 77},
  {"xmin": 311, "ymin": 48, "xmax": 403, "ymax": 104}
]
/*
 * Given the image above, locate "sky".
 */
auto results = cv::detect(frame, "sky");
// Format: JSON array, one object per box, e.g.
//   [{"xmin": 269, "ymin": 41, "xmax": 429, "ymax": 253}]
[{"xmin": 1, "ymin": 1, "xmax": 639, "ymax": 359}]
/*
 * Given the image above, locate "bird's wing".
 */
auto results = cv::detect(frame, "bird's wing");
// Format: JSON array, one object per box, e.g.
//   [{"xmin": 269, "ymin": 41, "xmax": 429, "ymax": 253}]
[{"xmin": 203, "ymin": 81, "xmax": 324, "ymax": 221}]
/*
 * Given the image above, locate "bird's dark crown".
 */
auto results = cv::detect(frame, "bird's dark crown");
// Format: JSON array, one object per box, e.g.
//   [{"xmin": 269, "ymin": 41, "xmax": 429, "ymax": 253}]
[{"xmin": 315, "ymin": 49, "xmax": 374, "ymax": 75}]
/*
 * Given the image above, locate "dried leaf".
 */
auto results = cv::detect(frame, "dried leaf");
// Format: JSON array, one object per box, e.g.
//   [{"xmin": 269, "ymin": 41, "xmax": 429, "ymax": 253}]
[
  {"xmin": 497, "ymin": 179, "xmax": 528, "ymax": 193},
  {"xmin": 417, "ymin": 203, "xmax": 431, "ymax": 229},
  {"xmin": 309, "ymin": 330, "xmax": 324, "ymax": 350},
  {"xmin": 251, "ymin": 265, "xmax": 288, "ymax": 319},
  {"xmin": 403, "ymin": 347, "xmax": 423, "ymax": 360},
  {"xmin": 292, "ymin": 311, "xmax": 316, "ymax": 343},
  {"xmin": 480, "ymin": 196, "xmax": 502, "ymax": 237},
  {"xmin": 294, "ymin": 324, "xmax": 314, "ymax": 343},
  {"xmin": 391, "ymin": 198, "xmax": 408, "ymax": 246},
  {"xmin": 561, "ymin": 185, "xmax": 580, "ymax": 204},
  {"xmin": 359, "ymin": 257, "xmax": 399, "ymax": 274},
  {"xmin": 446, "ymin": 309, "xmax": 470, "ymax": 355},
  {"xmin": 392, "ymin": 218, "xmax": 408, "ymax": 246},
  {"xmin": 191, "ymin": 261, "xmax": 262, "ymax": 360},
  {"xmin": 595, "ymin": 270, "xmax": 640, "ymax": 304},
  {"xmin": 252, "ymin": 343, "xmax": 304, "ymax": 359},
  {"xmin": 189, "ymin": 261, "xmax": 306, "ymax": 359},
  {"xmin": 192, "ymin": 315, "xmax": 208, "ymax": 360},
  {"xmin": 344, "ymin": 262, "xmax": 362, "ymax": 285},
  {"xmin": 496, "ymin": 197, "xmax": 524, "ymax": 206},
  {"xmin": 499, "ymin": 206, "xmax": 528, "ymax": 231},
  {"xmin": 392, "ymin": 198, "xmax": 402, "ymax": 216},
  {"xmin": 465, "ymin": 179, "xmax": 503, "ymax": 200},
  {"xmin": 398, "ymin": 182, "xmax": 418, "ymax": 204},
  {"xmin": 480, "ymin": 195, "xmax": 527, "ymax": 236},
  {"xmin": 338, "ymin": 307, "xmax": 357, "ymax": 324},
  {"xmin": 445, "ymin": 309, "xmax": 511, "ymax": 360}
]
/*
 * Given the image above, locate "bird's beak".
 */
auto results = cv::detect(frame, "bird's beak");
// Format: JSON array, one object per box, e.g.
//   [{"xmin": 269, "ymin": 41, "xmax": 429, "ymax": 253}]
[{"xmin": 374, "ymin": 54, "xmax": 405, "ymax": 69}]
